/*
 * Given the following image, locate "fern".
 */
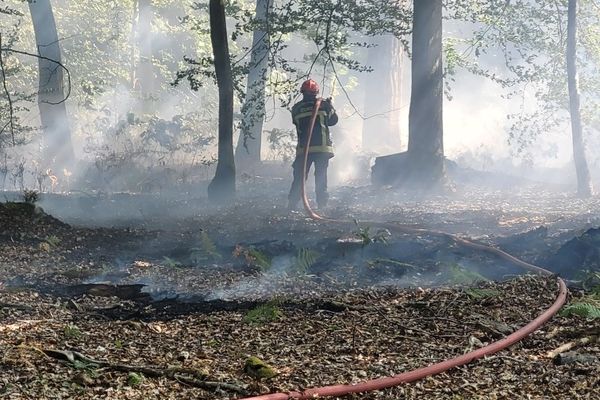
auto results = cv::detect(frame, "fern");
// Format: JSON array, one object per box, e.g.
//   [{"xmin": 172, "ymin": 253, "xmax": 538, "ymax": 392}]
[
  {"xmin": 190, "ymin": 231, "xmax": 222, "ymax": 264},
  {"xmin": 352, "ymin": 219, "xmax": 391, "ymax": 246},
  {"xmin": 560, "ymin": 302, "xmax": 600, "ymax": 319},
  {"xmin": 45, "ymin": 235, "xmax": 61, "ymax": 248},
  {"xmin": 465, "ymin": 288, "xmax": 502, "ymax": 299},
  {"xmin": 292, "ymin": 248, "xmax": 320, "ymax": 274},
  {"xmin": 249, "ymin": 248, "xmax": 272, "ymax": 271},
  {"xmin": 233, "ymin": 245, "xmax": 272, "ymax": 271},
  {"xmin": 448, "ymin": 264, "xmax": 488, "ymax": 285},
  {"xmin": 162, "ymin": 256, "xmax": 182, "ymax": 268}
]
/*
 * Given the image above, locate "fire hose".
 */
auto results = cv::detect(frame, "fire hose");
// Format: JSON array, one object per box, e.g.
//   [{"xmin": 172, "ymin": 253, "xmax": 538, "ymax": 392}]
[{"xmin": 238, "ymin": 99, "xmax": 568, "ymax": 400}]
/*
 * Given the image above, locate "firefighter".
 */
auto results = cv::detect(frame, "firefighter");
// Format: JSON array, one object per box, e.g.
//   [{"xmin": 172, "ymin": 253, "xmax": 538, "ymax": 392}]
[{"xmin": 288, "ymin": 79, "xmax": 339, "ymax": 211}]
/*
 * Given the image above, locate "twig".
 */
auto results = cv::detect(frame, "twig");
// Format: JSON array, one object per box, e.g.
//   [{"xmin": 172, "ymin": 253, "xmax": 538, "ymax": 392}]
[
  {"xmin": 43, "ymin": 349, "xmax": 249, "ymax": 395},
  {"xmin": 0, "ymin": 46, "xmax": 71, "ymax": 105},
  {"xmin": 0, "ymin": 34, "xmax": 15, "ymax": 144},
  {"xmin": 0, "ymin": 302, "xmax": 34, "ymax": 311},
  {"xmin": 546, "ymin": 335, "xmax": 599, "ymax": 359}
]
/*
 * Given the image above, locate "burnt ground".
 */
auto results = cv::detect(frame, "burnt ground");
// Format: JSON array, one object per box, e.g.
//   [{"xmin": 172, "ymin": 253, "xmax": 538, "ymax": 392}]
[{"xmin": 0, "ymin": 181, "xmax": 599, "ymax": 399}]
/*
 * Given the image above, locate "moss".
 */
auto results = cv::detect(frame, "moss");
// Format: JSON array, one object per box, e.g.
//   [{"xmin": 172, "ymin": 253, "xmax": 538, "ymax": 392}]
[{"xmin": 243, "ymin": 357, "xmax": 277, "ymax": 380}]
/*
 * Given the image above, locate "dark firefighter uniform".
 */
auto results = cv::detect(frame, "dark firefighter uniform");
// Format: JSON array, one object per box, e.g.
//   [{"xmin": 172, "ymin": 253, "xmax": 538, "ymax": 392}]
[{"xmin": 288, "ymin": 86, "xmax": 339, "ymax": 210}]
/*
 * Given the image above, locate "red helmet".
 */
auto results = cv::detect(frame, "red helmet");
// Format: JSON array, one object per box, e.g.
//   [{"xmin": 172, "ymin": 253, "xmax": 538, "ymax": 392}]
[{"xmin": 300, "ymin": 79, "xmax": 319, "ymax": 95}]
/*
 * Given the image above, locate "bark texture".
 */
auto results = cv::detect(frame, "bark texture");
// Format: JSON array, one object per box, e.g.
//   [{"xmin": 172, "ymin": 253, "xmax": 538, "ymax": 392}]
[
  {"xmin": 207, "ymin": 0, "xmax": 236, "ymax": 202},
  {"xmin": 28, "ymin": 0, "xmax": 75, "ymax": 170},
  {"xmin": 567, "ymin": 0, "xmax": 593, "ymax": 197},
  {"xmin": 406, "ymin": 0, "xmax": 445, "ymax": 186},
  {"xmin": 235, "ymin": 0, "xmax": 272, "ymax": 167},
  {"xmin": 136, "ymin": 0, "xmax": 156, "ymax": 113}
]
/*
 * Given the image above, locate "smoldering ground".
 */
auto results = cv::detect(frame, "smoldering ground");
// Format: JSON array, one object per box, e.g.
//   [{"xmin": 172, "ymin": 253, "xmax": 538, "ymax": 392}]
[{"xmin": 2, "ymin": 178, "xmax": 600, "ymax": 306}]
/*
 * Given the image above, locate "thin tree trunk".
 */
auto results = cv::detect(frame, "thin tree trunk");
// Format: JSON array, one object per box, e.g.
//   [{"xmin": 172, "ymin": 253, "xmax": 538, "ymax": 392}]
[
  {"xmin": 28, "ymin": 0, "xmax": 75, "ymax": 171},
  {"xmin": 362, "ymin": 34, "xmax": 403, "ymax": 153},
  {"xmin": 406, "ymin": 0, "xmax": 445, "ymax": 185},
  {"xmin": 207, "ymin": 0, "xmax": 235, "ymax": 202},
  {"xmin": 235, "ymin": 0, "xmax": 272, "ymax": 168},
  {"xmin": 136, "ymin": 0, "xmax": 155, "ymax": 114},
  {"xmin": 130, "ymin": 0, "xmax": 139, "ymax": 89},
  {"xmin": 567, "ymin": 0, "xmax": 593, "ymax": 197}
]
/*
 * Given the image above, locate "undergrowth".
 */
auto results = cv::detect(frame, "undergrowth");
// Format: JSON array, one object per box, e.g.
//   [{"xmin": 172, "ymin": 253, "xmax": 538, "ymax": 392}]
[
  {"xmin": 560, "ymin": 271, "xmax": 600, "ymax": 320},
  {"xmin": 447, "ymin": 264, "xmax": 488, "ymax": 285},
  {"xmin": 244, "ymin": 300, "xmax": 282, "ymax": 325},
  {"xmin": 292, "ymin": 248, "xmax": 320, "ymax": 275}
]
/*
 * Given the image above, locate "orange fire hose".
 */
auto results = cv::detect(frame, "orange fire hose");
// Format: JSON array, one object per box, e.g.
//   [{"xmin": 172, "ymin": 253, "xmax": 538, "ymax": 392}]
[{"xmin": 238, "ymin": 99, "xmax": 568, "ymax": 400}]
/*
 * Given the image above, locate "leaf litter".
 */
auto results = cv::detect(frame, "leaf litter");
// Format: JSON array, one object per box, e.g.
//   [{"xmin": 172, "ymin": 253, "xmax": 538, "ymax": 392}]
[{"xmin": 1, "ymin": 191, "xmax": 599, "ymax": 399}]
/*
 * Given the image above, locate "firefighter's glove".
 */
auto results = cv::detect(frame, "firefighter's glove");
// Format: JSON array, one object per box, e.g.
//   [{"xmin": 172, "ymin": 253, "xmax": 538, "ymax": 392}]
[{"xmin": 324, "ymin": 97, "xmax": 335, "ymax": 111}]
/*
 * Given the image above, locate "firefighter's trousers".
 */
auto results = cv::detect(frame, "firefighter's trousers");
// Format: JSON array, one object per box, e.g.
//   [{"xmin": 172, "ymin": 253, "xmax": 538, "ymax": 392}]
[{"xmin": 288, "ymin": 153, "xmax": 330, "ymax": 209}]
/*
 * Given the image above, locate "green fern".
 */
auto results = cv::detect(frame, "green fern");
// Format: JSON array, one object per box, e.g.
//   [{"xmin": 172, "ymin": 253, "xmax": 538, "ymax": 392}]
[
  {"xmin": 45, "ymin": 235, "xmax": 61, "ymax": 248},
  {"xmin": 352, "ymin": 219, "xmax": 390, "ymax": 246},
  {"xmin": 292, "ymin": 248, "xmax": 320, "ymax": 274},
  {"xmin": 162, "ymin": 256, "xmax": 182, "ymax": 268},
  {"xmin": 560, "ymin": 302, "xmax": 600, "ymax": 319},
  {"xmin": 448, "ymin": 264, "xmax": 488, "ymax": 285},
  {"xmin": 190, "ymin": 231, "xmax": 222, "ymax": 264},
  {"xmin": 465, "ymin": 288, "xmax": 502, "ymax": 299},
  {"xmin": 249, "ymin": 248, "xmax": 271, "ymax": 272}
]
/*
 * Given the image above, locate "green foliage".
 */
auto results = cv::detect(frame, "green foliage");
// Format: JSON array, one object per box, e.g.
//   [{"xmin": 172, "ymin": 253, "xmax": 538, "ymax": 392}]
[
  {"xmin": 580, "ymin": 271, "xmax": 600, "ymax": 293},
  {"xmin": 127, "ymin": 372, "xmax": 144, "ymax": 387},
  {"xmin": 265, "ymin": 128, "xmax": 296, "ymax": 162},
  {"xmin": 560, "ymin": 275, "xmax": 600, "ymax": 319},
  {"xmin": 21, "ymin": 189, "xmax": 39, "ymax": 204},
  {"xmin": 72, "ymin": 360, "xmax": 99, "ymax": 376},
  {"xmin": 243, "ymin": 301, "xmax": 282, "ymax": 325},
  {"xmin": 292, "ymin": 248, "xmax": 320, "ymax": 275},
  {"xmin": 447, "ymin": 264, "xmax": 488, "ymax": 285},
  {"xmin": 178, "ymin": 0, "xmax": 412, "ymax": 110},
  {"xmin": 190, "ymin": 231, "xmax": 222, "ymax": 264},
  {"xmin": 44, "ymin": 235, "xmax": 61, "ymax": 248},
  {"xmin": 465, "ymin": 288, "xmax": 501, "ymax": 299},
  {"xmin": 63, "ymin": 324, "xmax": 82, "ymax": 339},
  {"xmin": 445, "ymin": 0, "xmax": 600, "ymax": 157},
  {"xmin": 162, "ymin": 256, "xmax": 183, "ymax": 268},
  {"xmin": 560, "ymin": 302, "xmax": 600, "ymax": 320},
  {"xmin": 353, "ymin": 220, "xmax": 391, "ymax": 246},
  {"xmin": 233, "ymin": 245, "xmax": 272, "ymax": 272}
]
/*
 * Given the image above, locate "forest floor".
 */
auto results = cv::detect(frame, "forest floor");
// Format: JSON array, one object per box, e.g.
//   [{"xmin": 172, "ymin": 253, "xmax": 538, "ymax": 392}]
[{"xmin": 0, "ymin": 181, "xmax": 599, "ymax": 399}]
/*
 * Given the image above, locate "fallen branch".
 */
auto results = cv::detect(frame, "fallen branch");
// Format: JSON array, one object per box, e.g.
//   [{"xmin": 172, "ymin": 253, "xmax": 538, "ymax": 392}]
[
  {"xmin": 43, "ymin": 349, "xmax": 249, "ymax": 395},
  {"xmin": 553, "ymin": 351, "xmax": 599, "ymax": 366},
  {"xmin": 0, "ymin": 302, "xmax": 34, "ymax": 311},
  {"xmin": 546, "ymin": 335, "xmax": 599, "ymax": 359}
]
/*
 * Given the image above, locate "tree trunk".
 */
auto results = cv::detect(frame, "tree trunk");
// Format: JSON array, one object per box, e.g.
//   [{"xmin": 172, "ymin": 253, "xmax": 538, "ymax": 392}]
[
  {"xmin": 136, "ymin": 0, "xmax": 155, "ymax": 114},
  {"xmin": 406, "ymin": 0, "xmax": 445, "ymax": 185},
  {"xmin": 566, "ymin": 0, "xmax": 593, "ymax": 197},
  {"xmin": 362, "ymin": 34, "xmax": 403, "ymax": 154},
  {"xmin": 235, "ymin": 0, "xmax": 272, "ymax": 168},
  {"xmin": 130, "ymin": 0, "xmax": 139, "ymax": 88},
  {"xmin": 28, "ymin": 0, "xmax": 75, "ymax": 171},
  {"xmin": 207, "ymin": 0, "xmax": 235, "ymax": 202}
]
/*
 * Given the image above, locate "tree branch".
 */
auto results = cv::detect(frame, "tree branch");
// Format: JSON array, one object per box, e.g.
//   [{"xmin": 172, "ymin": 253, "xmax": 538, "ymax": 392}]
[
  {"xmin": 0, "ymin": 46, "xmax": 71, "ymax": 105},
  {"xmin": 0, "ymin": 34, "xmax": 15, "ymax": 145},
  {"xmin": 43, "ymin": 349, "xmax": 250, "ymax": 395}
]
